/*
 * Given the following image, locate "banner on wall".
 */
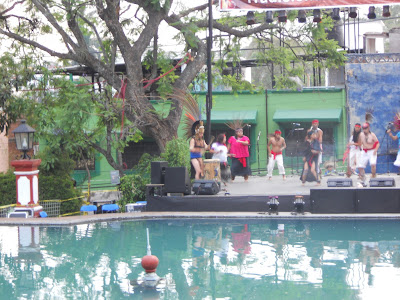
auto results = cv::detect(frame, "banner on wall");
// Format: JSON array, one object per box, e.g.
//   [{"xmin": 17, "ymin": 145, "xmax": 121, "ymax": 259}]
[{"xmin": 220, "ymin": 0, "xmax": 400, "ymax": 11}]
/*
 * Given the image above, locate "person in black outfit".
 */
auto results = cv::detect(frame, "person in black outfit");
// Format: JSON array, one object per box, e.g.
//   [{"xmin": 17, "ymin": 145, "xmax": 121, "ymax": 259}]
[{"xmin": 301, "ymin": 131, "xmax": 321, "ymax": 185}]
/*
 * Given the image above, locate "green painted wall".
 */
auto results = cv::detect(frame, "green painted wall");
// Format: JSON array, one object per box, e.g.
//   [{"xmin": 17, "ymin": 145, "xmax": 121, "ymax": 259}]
[
  {"xmin": 266, "ymin": 88, "xmax": 347, "ymax": 169},
  {"xmin": 182, "ymin": 91, "xmax": 268, "ymax": 172}
]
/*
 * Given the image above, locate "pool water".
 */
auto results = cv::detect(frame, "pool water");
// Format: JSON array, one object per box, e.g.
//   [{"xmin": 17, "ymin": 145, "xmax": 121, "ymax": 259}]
[{"xmin": 1, "ymin": 219, "xmax": 400, "ymax": 299}]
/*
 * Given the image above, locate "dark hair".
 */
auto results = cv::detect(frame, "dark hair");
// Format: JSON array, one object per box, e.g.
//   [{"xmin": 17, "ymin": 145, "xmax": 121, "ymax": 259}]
[
  {"xmin": 353, "ymin": 128, "xmax": 361, "ymax": 143},
  {"xmin": 216, "ymin": 133, "xmax": 225, "ymax": 144}
]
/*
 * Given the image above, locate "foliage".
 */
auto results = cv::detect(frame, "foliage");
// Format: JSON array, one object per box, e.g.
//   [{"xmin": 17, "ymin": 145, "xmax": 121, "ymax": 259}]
[
  {"xmin": 21, "ymin": 70, "xmax": 142, "ymax": 176},
  {"xmin": 0, "ymin": 52, "xmax": 36, "ymax": 135},
  {"xmin": 161, "ymin": 138, "xmax": 190, "ymax": 171},
  {"xmin": 119, "ymin": 138, "xmax": 190, "ymax": 206},
  {"xmin": 39, "ymin": 174, "xmax": 82, "ymax": 215},
  {"xmin": 0, "ymin": 170, "xmax": 16, "ymax": 206},
  {"xmin": 0, "ymin": 1, "xmax": 346, "ymax": 153},
  {"xmin": 0, "ymin": 170, "xmax": 80, "ymax": 215}
]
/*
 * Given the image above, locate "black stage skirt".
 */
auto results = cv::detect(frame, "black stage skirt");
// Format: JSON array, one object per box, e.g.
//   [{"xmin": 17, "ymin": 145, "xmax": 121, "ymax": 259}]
[
  {"xmin": 231, "ymin": 157, "xmax": 251, "ymax": 177},
  {"xmin": 300, "ymin": 155, "xmax": 319, "ymax": 182}
]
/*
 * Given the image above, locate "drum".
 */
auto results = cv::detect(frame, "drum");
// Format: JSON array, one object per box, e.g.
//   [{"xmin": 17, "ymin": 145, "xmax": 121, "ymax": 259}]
[{"xmin": 203, "ymin": 159, "xmax": 221, "ymax": 182}]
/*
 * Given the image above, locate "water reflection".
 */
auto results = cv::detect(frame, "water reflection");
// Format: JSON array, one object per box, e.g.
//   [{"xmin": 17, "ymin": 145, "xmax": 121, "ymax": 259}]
[{"xmin": 0, "ymin": 220, "xmax": 400, "ymax": 299}]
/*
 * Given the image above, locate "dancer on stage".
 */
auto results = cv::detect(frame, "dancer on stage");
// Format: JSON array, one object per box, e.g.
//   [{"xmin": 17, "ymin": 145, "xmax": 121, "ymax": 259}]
[
  {"xmin": 227, "ymin": 121, "xmax": 251, "ymax": 181},
  {"xmin": 267, "ymin": 130, "xmax": 286, "ymax": 180},
  {"xmin": 358, "ymin": 122, "xmax": 379, "ymax": 183},
  {"xmin": 177, "ymin": 90, "xmax": 210, "ymax": 180},
  {"xmin": 210, "ymin": 133, "xmax": 231, "ymax": 184},
  {"xmin": 301, "ymin": 131, "xmax": 321, "ymax": 185},
  {"xmin": 308, "ymin": 119, "xmax": 323, "ymax": 174},
  {"xmin": 386, "ymin": 112, "xmax": 400, "ymax": 169},
  {"xmin": 345, "ymin": 123, "xmax": 362, "ymax": 177},
  {"xmin": 189, "ymin": 121, "xmax": 209, "ymax": 179}
]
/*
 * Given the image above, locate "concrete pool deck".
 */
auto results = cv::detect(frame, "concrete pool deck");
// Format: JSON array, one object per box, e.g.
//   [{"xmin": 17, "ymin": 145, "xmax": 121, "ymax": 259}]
[{"xmin": 1, "ymin": 173, "xmax": 400, "ymax": 225}]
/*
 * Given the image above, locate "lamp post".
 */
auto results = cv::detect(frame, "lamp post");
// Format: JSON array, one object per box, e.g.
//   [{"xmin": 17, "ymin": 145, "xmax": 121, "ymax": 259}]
[
  {"xmin": 13, "ymin": 120, "xmax": 35, "ymax": 159},
  {"xmin": 10, "ymin": 120, "xmax": 42, "ymax": 218}
]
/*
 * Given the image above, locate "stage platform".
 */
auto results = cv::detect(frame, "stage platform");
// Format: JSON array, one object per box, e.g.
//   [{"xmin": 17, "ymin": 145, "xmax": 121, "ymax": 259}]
[{"xmin": 146, "ymin": 173, "xmax": 400, "ymax": 214}]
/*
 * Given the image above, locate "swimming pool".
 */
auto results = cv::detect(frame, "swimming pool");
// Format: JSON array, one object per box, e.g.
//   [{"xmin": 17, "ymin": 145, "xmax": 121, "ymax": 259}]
[{"xmin": 1, "ymin": 219, "xmax": 400, "ymax": 299}]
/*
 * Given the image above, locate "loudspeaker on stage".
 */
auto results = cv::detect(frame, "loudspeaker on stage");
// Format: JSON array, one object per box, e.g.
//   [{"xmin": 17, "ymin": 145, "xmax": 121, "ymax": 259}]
[
  {"xmin": 151, "ymin": 161, "xmax": 168, "ymax": 184},
  {"xmin": 192, "ymin": 180, "xmax": 220, "ymax": 195},
  {"xmin": 164, "ymin": 167, "xmax": 191, "ymax": 195},
  {"xmin": 327, "ymin": 178, "xmax": 353, "ymax": 187},
  {"xmin": 369, "ymin": 177, "xmax": 395, "ymax": 187}
]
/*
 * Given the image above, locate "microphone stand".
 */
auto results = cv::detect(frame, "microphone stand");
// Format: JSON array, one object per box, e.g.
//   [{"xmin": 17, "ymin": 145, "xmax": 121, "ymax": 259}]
[
  {"xmin": 257, "ymin": 131, "xmax": 261, "ymax": 174},
  {"xmin": 286, "ymin": 124, "xmax": 297, "ymax": 176},
  {"xmin": 381, "ymin": 128, "xmax": 390, "ymax": 174}
]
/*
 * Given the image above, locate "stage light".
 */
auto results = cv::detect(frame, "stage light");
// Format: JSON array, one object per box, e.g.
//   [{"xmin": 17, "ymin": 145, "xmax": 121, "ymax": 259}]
[
  {"xmin": 383, "ymin": 5, "xmax": 391, "ymax": 17},
  {"xmin": 367, "ymin": 6, "xmax": 376, "ymax": 19},
  {"xmin": 278, "ymin": 10, "xmax": 287, "ymax": 23},
  {"xmin": 297, "ymin": 10, "xmax": 307, "ymax": 23},
  {"xmin": 313, "ymin": 9, "xmax": 321, "ymax": 23},
  {"xmin": 292, "ymin": 195, "xmax": 305, "ymax": 215},
  {"xmin": 267, "ymin": 196, "xmax": 279, "ymax": 215},
  {"xmin": 246, "ymin": 11, "xmax": 256, "ymax": 25},
  {"xmin": 349, "ymin": 7, "xmax": 357, "ymax": 18},
  {"xmin": 332, "ymin": 8, "xmax": 341, "ymax": 21},
  {"xmin": 266, "ymin": 11, "xmax": 274, "ymax": 23}
]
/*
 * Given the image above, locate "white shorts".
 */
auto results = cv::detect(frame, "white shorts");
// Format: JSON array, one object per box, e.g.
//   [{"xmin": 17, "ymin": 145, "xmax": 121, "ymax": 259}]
[
  {"xmin": 394, "ymin": 151, "xmax": 400, "ymax": 167},
  {"xmin": 349, "ymin": 148, "xmax": 361, "ymax": 169},
  {"xmin": 357, "ymin": 149, "xmax": 377, "ymax": 168}
]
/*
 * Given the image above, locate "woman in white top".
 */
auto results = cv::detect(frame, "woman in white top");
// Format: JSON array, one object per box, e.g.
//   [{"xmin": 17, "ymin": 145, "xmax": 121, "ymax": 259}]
[{"xmin": 210, "ymin": 133, "xmax": 231, "ymax": 183}]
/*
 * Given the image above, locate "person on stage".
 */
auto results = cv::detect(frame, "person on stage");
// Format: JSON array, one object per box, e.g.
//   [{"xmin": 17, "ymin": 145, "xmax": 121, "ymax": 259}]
[
  {"xmin": 189, "ymin": 121, "xmax": 209, "ymax": 179},
  {"xmin": 386, "ymin": 113, "xmax": 400, "ymax": 169},
  {"xmin": 345, "ymin": 123, "xmax": 362, "ymax": 177},
  {"xmin": 176, "ymin": 90, "xmax": 210, "ymax": 180},
  {"xmin": 301, "ymin": 130, "xmax": 321, "ymax": 185},
  {"xmin": 267, "ymin": 129, "xmax": 286, "ymax": 180},
  {"xmin": 358, "ymin": 122, "xmax": 379, "ymax": 184},
  {"xmin": 308, "ymin": 119, "xmax": 323, "ymax": 174},
  {"xmin": 227, "ymin": 122, "xmax": 251, "ymax": 182},
  {"xmin": 210, "ymin": 133, "xmax": 231, "ymax": 184}
]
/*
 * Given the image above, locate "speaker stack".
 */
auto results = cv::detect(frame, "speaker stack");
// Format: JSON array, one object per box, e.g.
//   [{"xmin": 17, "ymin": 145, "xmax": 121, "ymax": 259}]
[
  {"xmin": 164, "ymin": 167, "xmax": 191, "ymax": 195},
  {"xmin": 151, "ymin": 161, "xmax": 168, "ymax": 184}
]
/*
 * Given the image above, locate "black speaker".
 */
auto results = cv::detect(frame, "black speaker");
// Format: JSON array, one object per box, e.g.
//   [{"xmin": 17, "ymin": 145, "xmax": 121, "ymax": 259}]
[
  {"xmin": 369, "ymin": 177, "xmax": 395, "ymax": 187},
  {"xmin": 151, "ymin": 161, "xmax": 168, "ymax": 184},
  {"xmin": 327, "ymin": 178, "xmax": 353, "ymax": 187},
  {"xmin": 164, "ymin": 167, "xmax": 191, "ymax": 195},
  {"xmin": 192, "ymin": 180, "xmax": 220, "ymax": 195}
]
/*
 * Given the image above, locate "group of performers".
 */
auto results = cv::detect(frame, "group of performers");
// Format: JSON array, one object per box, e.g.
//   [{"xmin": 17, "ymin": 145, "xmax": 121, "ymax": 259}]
[
  {"xmin": 346, "ymin": 122, "xmax": 379, "ymax": 184},
  {"xmin": 189, "ymin": 121, "xmax": 251, "ymax": 182},
  {"xmin": 266, "ymin": 119, "xmax": 324, "ymax": 185},
  {"xmin": 181, "ymin": 91, "xmax": 395, "ymax": 186}
]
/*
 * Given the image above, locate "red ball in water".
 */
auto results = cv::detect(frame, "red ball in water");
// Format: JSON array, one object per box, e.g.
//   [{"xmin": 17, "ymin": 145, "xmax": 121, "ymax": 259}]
[{"xmin": 141, "ymin": 255, "xmax": 159, "ymax": 273}]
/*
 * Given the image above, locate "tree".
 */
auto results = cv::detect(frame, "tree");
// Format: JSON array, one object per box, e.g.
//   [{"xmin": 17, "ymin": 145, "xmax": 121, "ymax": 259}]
[{"xmin": 0, "ymin": 1, "xmax": 346, "ymax": 153}]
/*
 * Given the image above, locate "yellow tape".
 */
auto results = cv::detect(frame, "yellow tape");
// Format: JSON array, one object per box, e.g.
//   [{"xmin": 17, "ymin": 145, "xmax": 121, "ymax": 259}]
[{"xmin": 0, "ymin": 204, "xmax": 16, "ymax": 209}]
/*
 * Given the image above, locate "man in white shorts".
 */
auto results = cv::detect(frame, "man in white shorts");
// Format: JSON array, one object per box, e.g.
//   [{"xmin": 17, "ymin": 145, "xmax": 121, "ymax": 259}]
[
  {"xmin": 357, "ymin": 122, "xmax": 379, "ymax": 184},
  {"xmin": 267, "ymin": 130, "xmax": 286, "ymax": 180},
  {"xmin": 346, "ymin": 123, "xmax": 361, "ymax": 177}
]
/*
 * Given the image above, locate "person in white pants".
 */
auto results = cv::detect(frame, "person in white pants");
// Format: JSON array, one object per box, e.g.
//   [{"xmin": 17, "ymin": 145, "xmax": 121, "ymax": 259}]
[{"xmin": 267, "ymin": 130, "xmax": 287, "ymax": 180}]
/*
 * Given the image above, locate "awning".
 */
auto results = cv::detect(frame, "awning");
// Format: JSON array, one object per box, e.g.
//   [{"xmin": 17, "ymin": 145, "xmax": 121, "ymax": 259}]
[
  {"xmin": 273, "ymin": 108, "xmax": 342, "ymax": 123},
  {"xmin": 210, "ymin": 110, "xmax": 258, "ymax": 124}
]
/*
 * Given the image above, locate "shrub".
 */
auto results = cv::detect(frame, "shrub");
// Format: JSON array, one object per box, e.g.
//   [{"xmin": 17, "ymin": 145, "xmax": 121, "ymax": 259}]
[
  {"xmin": 0, "ymin": 171, "xmax": 16, "ymax": 206},
  {"xmin": 161, "ymin": 138, "xmax": 190, "ymax": 171},
  {"xmin": 0, "ymin": 170, "xmax": 81, "ymax": 215},
  {"xmin": 39, "ymin": 175, "xmax": 82, "ymax": 215},
  {"xmin": 119, "ymin": 138, "xmax": 190, "ymax": 207}
]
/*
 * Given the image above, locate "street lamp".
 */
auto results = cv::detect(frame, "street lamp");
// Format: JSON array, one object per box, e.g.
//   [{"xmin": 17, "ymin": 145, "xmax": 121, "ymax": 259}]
[{"xmin": 13, "ymin": 120, "xmax": 35, "ymax": 159}]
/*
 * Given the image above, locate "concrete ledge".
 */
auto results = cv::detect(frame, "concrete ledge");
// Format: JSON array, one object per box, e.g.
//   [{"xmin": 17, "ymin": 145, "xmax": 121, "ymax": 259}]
[{"xmin": 2, "ymin": 212, "xmax": 400, "ymax": 226}]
